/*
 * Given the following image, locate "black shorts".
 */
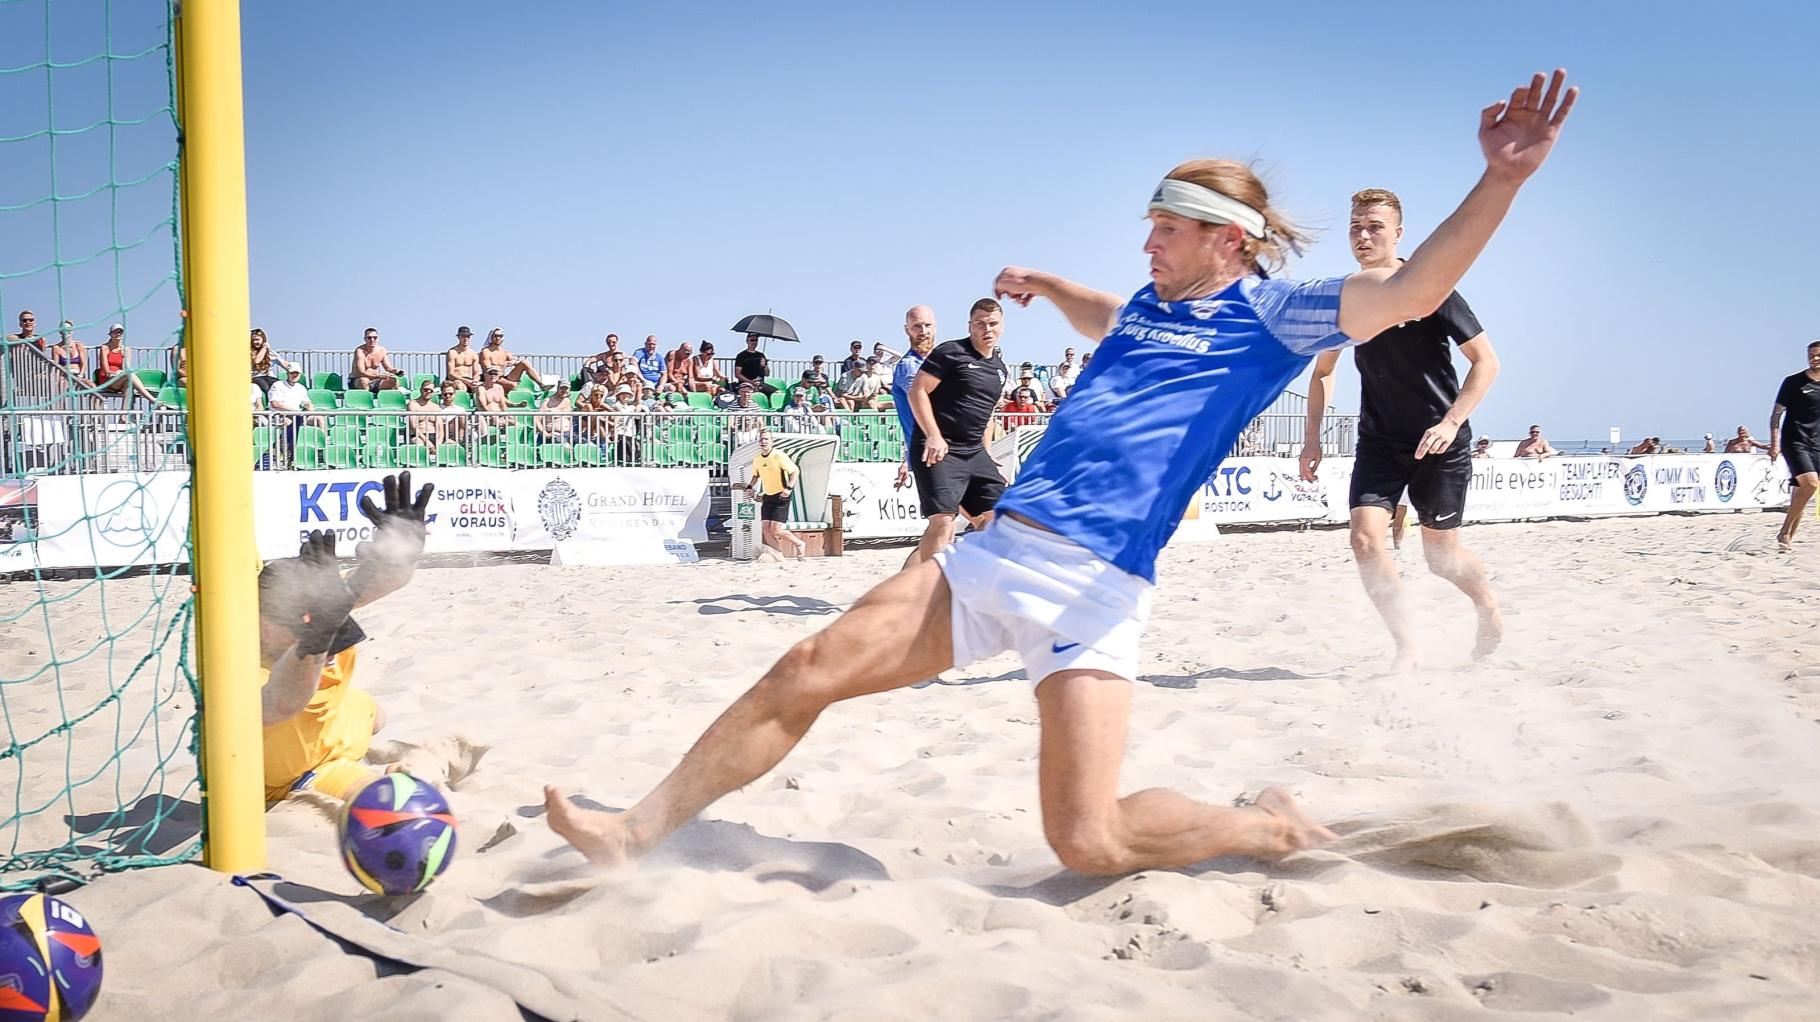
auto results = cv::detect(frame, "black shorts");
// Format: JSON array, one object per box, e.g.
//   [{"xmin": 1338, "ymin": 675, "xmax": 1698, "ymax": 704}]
[
  {"xmin": 759, "ymin": 493, "xmax": 790, "ymax": 523},
  {"xmin": 1785, "ymin": 445, "xmax": 1820, "ymax": 479},
  {"xmin": 908, "ymin": 440, "xmax": 1005, "ymax": 519},
  {"xmin": 1350, "ymin": 437, "xmax": 1471, "ymax": 530}
]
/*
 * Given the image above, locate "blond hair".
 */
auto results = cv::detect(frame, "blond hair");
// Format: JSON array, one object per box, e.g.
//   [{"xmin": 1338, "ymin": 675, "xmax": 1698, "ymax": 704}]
[
  {"xmin": 1163, "ymin": 159, "xmax": 1310, "ymax": 274},
  {"xmin": 1350, "ymin": 188, "xmax": 1403, "ymax": 222}
]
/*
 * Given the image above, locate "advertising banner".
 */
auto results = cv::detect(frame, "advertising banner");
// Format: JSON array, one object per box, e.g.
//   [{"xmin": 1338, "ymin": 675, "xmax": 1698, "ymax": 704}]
[
  {"xmin": 35, "ymin": 473, "xmax": 192, "ymax": 568},
  {"xmin": 829, "ymin": 462, "xmax": 927, "ymax": 539},
  {"xmin": 256, "ymin": 468, "xmax": 513, "ymax": 559},
  {"xmin": 504, "ymin": 468, "xmax": 710, "ymax": 549}
]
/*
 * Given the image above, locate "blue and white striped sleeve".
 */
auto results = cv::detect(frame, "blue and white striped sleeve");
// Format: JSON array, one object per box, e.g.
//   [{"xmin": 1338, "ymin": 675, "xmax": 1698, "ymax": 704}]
[{"xmin": 1249, "ymin": 276, "xmax": 1356, "ymax": 356}]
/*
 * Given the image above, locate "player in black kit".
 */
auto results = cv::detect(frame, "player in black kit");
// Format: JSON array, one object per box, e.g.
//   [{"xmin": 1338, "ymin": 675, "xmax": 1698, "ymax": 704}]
[
  {"xmin": 1301, "ymin": 188, "xmax": 1504, "ymax": 670},
  {"xmin": 902, "ymin": 298, "xmax": 1011, "ymax": 567},
  {"xmin": 1768, "ymin": 340, "xmax": 1820, "ymax": 550}
]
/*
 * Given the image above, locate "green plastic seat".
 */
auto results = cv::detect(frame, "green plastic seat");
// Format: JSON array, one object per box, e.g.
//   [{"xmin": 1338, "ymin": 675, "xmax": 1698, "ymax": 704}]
[
  {"xmin": 295, "ymin": 425, "xmax": 328, "ymax": 451},
  {"xmin": 451, "ymin": 391, "xmax": 475, "ymax": 410},
  {"xmin": 540, "ymin": 443, "xmax": 574, "ymax": 467},
  {"xmin": 375, "ymin": 390, "xmax": 408, "ymax": 409},
  {"xmin": 409, "ymin": 374, "xmax": 438, "ymax": 393},
  {"xmin": 307, "ymin": 387, "xmax": 340, "ymax": 409},
  {"xmin": 685, "ymin": 391, "xmax": 714, "ymax": 410},
  {"xmin": 312, "ymin": 372, "xmax": 344, "ymax": 392},
  {"xmin": 572, "ymin": 444, "xmax": 603, "ymax": 466},
  {"xmin": 326, "ymin": 444, "xmax": 361, "ymax": 469},
  {"xmin": 251, "ymin": 426, "xmax": 274, "ymax": 466},
  {"xmin": 341, "ymin": 390, "xmax": 376, "ymax": 409},
  {"xmin": 394, "ymin": 444, "xmax": 431, "ymax": 468},
  {"xmin": 134, "ymin": 368, "xmax": 167, "ymax": 389},
  {"xmin": 504, "ymin": 442, "xmax": 539, "ymax": 468},
  {"xmin": 328, "ymin": 424, "xmax": 362, "ymax": 448},
  {"xmin": 503, "ymin": 425, "xmax": 535, "ymax": 447},
  {"xmin": 364, "ymin": 444, "xmax": 396, "ymax": 468},
  {"xmin": 294, "ymin": 444, "xmax": 324, "ymax": 469},
  {"xmin": 475, "ymin": 444, "xmax": 505, "ymax": 467},
  {"xmin": 437, "ymin": 443, "xmax": 468, "ymax": 466}
]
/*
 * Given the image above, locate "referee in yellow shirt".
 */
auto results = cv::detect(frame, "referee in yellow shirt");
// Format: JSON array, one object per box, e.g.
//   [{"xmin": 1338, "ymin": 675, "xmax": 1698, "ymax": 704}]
[{"xmin": 745, "ymin": 430, "xmax": 807, "ymax": 559}]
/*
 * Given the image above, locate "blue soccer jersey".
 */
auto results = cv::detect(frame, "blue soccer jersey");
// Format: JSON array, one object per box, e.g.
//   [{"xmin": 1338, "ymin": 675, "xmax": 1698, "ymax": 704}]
[
  {"xmin": 998, "ymin": 275, "xmax": 1354, "ymax": 581},
  {"xmin": 891, "ymin": 350, "xmax": 925, "ymax": 466}
]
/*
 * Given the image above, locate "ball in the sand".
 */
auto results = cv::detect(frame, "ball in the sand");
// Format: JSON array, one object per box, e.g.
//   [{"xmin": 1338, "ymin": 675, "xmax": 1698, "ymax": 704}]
[
  {"xmin": 0, "ymin": 892, "xmax": 104, "ymax": 1021},
  {"xmin": 338, "ymin": 773, "xmax": 458, "ymax": 895}
]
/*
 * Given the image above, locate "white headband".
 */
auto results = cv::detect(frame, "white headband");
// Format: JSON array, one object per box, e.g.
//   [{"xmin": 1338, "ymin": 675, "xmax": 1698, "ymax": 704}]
[{"xmin": 1148, "ymin": 178, "xmax": 1268, "ymax": 239}]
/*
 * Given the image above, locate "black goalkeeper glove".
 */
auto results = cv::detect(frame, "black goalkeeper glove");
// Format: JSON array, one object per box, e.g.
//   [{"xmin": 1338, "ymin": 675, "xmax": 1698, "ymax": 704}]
[
  {"xmin": 281, "ymin": 531, "xmax": 358, "ymax": 656},
  {"xmin": 355, "ymin": 470, "xmax": 435, "ymax": 565}
]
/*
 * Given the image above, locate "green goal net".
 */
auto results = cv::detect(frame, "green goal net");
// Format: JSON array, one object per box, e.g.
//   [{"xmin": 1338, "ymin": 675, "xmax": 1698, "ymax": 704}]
[{"xmin": 1, "ymin": 0, "xmax": 200, "ymax": 889}]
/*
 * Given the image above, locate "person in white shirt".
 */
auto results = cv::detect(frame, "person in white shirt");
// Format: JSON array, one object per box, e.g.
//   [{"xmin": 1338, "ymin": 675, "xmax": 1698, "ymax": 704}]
[
  {"xmin": 1049, "ymin": 347, "xmax": 1080, "ymax": 399},
  {"xmin": 266, "ymin": 363, "xmax": 326, "ymax": 464}
]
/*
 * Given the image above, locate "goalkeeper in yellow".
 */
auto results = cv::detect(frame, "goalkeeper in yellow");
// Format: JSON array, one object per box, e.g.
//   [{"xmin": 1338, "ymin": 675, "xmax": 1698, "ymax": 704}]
[{"xmin": 258, "ymin": 472, "xmax": 434, "ymax": 803}]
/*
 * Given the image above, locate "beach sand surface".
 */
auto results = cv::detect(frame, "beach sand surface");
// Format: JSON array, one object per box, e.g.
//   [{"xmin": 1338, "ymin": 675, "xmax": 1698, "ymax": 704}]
[{"xmin": 6, "ymin": 513, "xmax": 1819, "ymax": 1020}]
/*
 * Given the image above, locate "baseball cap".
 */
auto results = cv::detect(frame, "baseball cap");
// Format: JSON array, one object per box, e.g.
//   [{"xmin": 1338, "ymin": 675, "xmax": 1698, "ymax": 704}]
[
  {"xmin": 456, "ymin": 325, "xmax": 472, "ymax": 336},
  {"xmin": 283, "ymin": 361, "xmax": 302, "ymax": 374},
  {"xmin": 613, "ymin": 384, "xmax": 633, "ymax": 396},
  {"xmin": 483, "ymin": 366, "xmax": 501, "ymax": 375},
  {"xmin": 555, "ymin": 378, "xmax": 572, "ymax": 389},
  {"xmin": 109, "ymin": 323, "xmax": 124, "ymax": 333}
]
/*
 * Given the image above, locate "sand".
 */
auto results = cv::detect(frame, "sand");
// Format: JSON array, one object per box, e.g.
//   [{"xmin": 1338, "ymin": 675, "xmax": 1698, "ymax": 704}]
[{"xmin": 5, "ymin": 512, "xmax": 1819, "ymax": 1020}]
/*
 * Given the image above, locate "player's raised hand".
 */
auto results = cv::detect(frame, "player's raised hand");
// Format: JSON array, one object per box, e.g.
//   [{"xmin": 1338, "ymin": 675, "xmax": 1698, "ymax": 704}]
[
  {"xmin": 1480, "ymin": 68, "xmax": 1578, "ymax": 183},
  {"xmin": 992, "ymin": 266, "xmax": 1044, "ymax": 308},
  {"xmin": 357, "ymin": 470, "xmax": 435, "ymax": 563}
]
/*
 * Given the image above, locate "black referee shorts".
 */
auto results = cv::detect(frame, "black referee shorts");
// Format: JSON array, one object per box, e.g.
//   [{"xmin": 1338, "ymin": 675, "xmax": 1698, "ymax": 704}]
[
  {"xmin": 1350, "ymin": 436, "xmax": 1472, "ymax": 530},
  {"xmin": 1784, "ymin": 445, "xmax": 1820, "ymax": 480},
  {"xmin": 908, "ymin": 440, "xmax": 1005, "ymax": 519},
  {"xmin": 760, "ymin": 493, "xmax": 790, "ymax": 523}
]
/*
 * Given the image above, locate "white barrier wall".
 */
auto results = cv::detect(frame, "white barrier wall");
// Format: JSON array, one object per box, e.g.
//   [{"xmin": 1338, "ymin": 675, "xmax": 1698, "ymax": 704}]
[
  {"xmin": 11, "ymin": 454, "xmax": 1791, "ymax": 571},
  {"xmin": 30, "ymin": 467, "xmax": 710, "ymax": 569}
]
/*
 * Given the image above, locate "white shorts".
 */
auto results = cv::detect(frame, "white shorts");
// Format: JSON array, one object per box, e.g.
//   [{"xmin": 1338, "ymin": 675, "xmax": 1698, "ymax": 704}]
[{"xmin": 933, "ymin": 515, "xmax": 1153, "ymax": 682}]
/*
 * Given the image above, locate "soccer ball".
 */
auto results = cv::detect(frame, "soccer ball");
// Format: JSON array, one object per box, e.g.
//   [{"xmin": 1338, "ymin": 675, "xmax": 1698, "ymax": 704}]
[
  {"xmin": 0, "ymin": 893, "xmax": 103, "ymax": 1021},
  {"xmin": 338, "ymin": 773, "xmax": 458, "ymax": 895}
]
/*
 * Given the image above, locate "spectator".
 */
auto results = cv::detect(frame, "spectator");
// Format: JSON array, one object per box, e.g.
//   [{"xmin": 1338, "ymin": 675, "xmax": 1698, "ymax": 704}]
[
  {"xmin": 576, "ymin": 375, "xmax": 611, "ymax": 443},
  {"xmin": 475, "ymin": 367, "xmax": 513, "ymax": 429},
  {"xmin": 406, "ymin": 380, "xmax": 443, "ymax": 453},
  {"xmin": 1627, "ymin": 436, "xmax": 1660, "ymax": 455},
  {"xmin": 581, "ymin": 334, "xmax": 622, "ymax": 377},
  {"xmin": 479, "ymin": 327, "xmax": 549, "ymax": 389},
  {"xmin": 872, "ymin": 341, "xmax": 900, "ymax": 366},
  {"xmin": 46, "ymin": 320, "xmax": 85, "ymax": 385},
  {"xmin": 250, "ymin": 328, "xmax": 277, "ymax": 396},
  {"xmin": 638, "ymin": 383, "xmax": 665, "ymax": 413},
  {"xmin": 810, "ymin": 394, "xmax": 840, "ymax": 433},
  {"xmin": 787, "ymin": 369, "xmax": 831, "ymax": 408},
  {"xmin": 1702, "ymin": 433, "xmax": 1717, "ymax": 453},
  {"xmin": 605, "ymin": 385, "xmax": 644, "ymax": 461},
  {"xmin": 838, "ymin": 340, "xmax": 865, "ymax": 378},
  {"xmin": 350, "ymin": 327, "xmax": 405, "ymax": 393},
  {"xmin": 725, "ymin": 383, "xmax": 765, "ymax": 434},
  {"xmin": 91, "ymin": 325, "xmax": 164, "ymax": 408},
  {"xmin": 604, "ymin": 352, "xmax": 642, "ymax": 396},
  {"xmin": 686, "ymin": 341, "xmax": 725, "ymax": 393},
  {"xmin": 1050, "ymin": 346, "xmax": 1081, "ymax": 399},
  {"xmin": 1472, "ymin": 436, "xmax": 1492, "ymax": 458},
  {"xmin": 4, "ymin": 309, "xmax": 40, "ymax": 347},
  {"xmin": 839, "ymin": 356, "xmax": 887, "ymax": 410},
  {"xmin": 636, "ymin": 335, "xmax": 665, "ymax": 387},
  {"xmin": 663, "ymin": 340, "xmax": 694, "ymax": 391},
  {"xmin": 437, "ymin": 380, "xmax": 468, "ymax": 445},
  {"xmin": 1001, "ymin": 386, "xmax": 1043, "ymax": 428},
  {"xmin": 1012, "ymin": 365, "xmax": 1050, "ymax": 407},
  {"xmin": 734, "ymin": 334, "xmax": 776, "ymax": 395},
  {"xmin": 780, "ymin": 390, "xmax": 816, "ymax": 433},
  {"xmin": 805, "ymin": 354, "xmax": 830, "ymax": 386},
  {"xmin": 1725, "ymin": 425, "xmax": 1769, "ymax": 454},
  {"xmin": 267, "ymin": 362, "xmax": 325, "ymax": 462},
  {"xmin": 537, "ymin": 379, "xmax": 575, "ymax": 440},
  {"xmin": 575, "ymin": 362, "xmax": 611, "ymax": 405},
  {"xmin": 171, "ymin": 339, "xmax": 189, "ymax": 388},
  {"xmin": 1512, "ymin": 423, "xmax": 1556, "ymax": 459},
  {"xmin": 445, "ymin": 326, "xmax": 481, "ymax": 394}
]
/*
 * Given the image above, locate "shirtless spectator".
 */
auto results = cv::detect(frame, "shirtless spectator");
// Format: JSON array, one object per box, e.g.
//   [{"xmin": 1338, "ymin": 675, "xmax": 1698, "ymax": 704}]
[
  {"xmin": 1725, "ymin": 425, "xmax": 1770, "ymax": 454},
  {"xmin": 171, "ymin": 341, "xmax": 189, "ymax": 389},
  {"xmin": 537, "ymin": 380, "xmax": 576, "ymax": 441},
  {"xmin": 1627, "ymin": 436, "xmax": 1660, "ymax": 456},
  {"xmin": 350, "ymin": 328, "xmax": 405, "ymax": 393},
  {"xmin": 475, "ymin": 367, "xmax": 514, "ymax": 429},
  {"xmin": 406, "ymin": 380, "xmax": 443, "ymax": 452},
  {"xmin": 583, "ymin": 334, "xmax": 622, "ymax": 376},
  {"xmin": 445, "ymin": 326, "xmax": 481, "ymax": 394},
  {"xmin": 1472, "ymin": 436, "xmax": 1493, "ymax": 458},
  {"xmin": 734, "ymin": 334, "xmax": 776, "ymax": 395},
  {"xmin": 686, "ymin": 341, "xmax": 725, "ymax": 393},
  {"xmin": 663, "ymin": 340, "xmax": 694, "ymax": 390},
  {"xmin": 479, "ymin": 327, "xmax": 548, "ymax": 389},
  {"xmin": 838, "ymin": 356, "xmax": 886, "ymax": 411},
  {"xmin": 1512, "ymin": 423, "xmax": 1556, "ymax": 459},
  {"xmin": 4, "ymin": 309, "xmax": 42, "ymax": 347}
]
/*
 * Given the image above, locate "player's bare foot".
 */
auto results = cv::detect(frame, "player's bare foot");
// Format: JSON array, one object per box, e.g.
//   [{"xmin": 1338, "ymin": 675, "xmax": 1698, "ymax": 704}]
[
  {"xmin": 1472, "ymin": 604, "xmax": 1504, "ymax": 659},
  {"xmin": 1382, "ymin": 646, "xmax": 1421, "ymax": 675},
  {"xmin": 1254, "ymin": 787, "xmax": 1338, "ymax": 856},
  {"xmin": 544, "ymin": 785, "xmax": 640, "ymax": 868}
]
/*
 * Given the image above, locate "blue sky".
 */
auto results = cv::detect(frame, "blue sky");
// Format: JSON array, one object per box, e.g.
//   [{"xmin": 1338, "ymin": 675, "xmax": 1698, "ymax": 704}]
[{"xmin": 4, "ymin": 1, "xmax": 1815, "ymax": 443}]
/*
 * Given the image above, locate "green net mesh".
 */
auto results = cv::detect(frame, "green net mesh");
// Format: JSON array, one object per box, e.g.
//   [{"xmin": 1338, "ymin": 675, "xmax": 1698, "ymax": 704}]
[{"xmin": 1, "ymin": 0, "xmax": 201, "ymax": 890}]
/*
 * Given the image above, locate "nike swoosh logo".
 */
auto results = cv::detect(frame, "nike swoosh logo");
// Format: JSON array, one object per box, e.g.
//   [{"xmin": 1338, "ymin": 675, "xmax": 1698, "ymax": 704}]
[
  {"xmin": 1435, "ymin": 512, "xmax": 1458, "ymax": 521},
  {"xmin": 1051, "ymin": 641, "xmax": 1081, "ymax": 654}
]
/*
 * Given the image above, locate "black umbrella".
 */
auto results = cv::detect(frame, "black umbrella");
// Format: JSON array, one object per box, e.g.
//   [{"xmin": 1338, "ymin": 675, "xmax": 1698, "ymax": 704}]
[{"xmin": 731, "ymin": 314, "xmax": 799, "ymax": 343}]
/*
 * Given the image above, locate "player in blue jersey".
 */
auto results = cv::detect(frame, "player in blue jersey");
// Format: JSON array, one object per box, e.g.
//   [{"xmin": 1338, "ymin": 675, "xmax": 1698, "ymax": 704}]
[
  {"xmin": 548, "ymin": 70, "xmax": 1578, "ymax": 875},
  {"xmin": 891, "ymin": 304, "xmax": 937, "ymax": 495}
]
